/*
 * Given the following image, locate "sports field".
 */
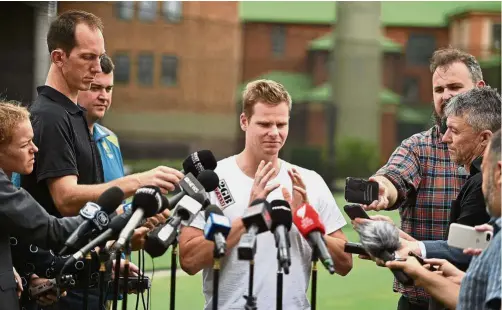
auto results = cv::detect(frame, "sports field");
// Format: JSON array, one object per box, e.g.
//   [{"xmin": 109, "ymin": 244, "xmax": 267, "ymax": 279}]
[{"xmin": 124, "ymin": 194, "xmax": 402, "ymax": 309}]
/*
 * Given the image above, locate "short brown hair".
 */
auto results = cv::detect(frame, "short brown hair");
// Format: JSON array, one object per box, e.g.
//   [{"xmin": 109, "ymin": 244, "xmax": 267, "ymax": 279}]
[
  {"xmin": 0, "ymin": 101, "xmax": 30, "ymax": 147},
  {"xmin": 100, "ymin": 54, "xmax": 115, "ymax": 74},
  {"xmin": 242, "ymin": 79, "xmax": 292, "ymax": 118},
  {"xmin": 47, "ymin": 10, "xmax": 104, "ymax": 55},
  {"xmin": 430, "ymin": 47, "xmax": 483, "ymax": 82}
]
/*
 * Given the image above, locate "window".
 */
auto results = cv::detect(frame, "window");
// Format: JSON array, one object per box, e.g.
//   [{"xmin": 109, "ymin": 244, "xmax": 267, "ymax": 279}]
[
  {"xmin": 161, "ymin": 55, "xmax": 178, "ymax": 86},
  {"xmin": 115, "ymin": 2, "xmax": 134, "ymax": 20},
  {"xmin": 403, "ymin": 76, "xmax": 420, "ymax": 104},
  {"xmin": 113, "ymin": 53, "xmax": 130, "ymax": 83},
  {"xmin": 137, "ymin": 53, "xmax": 154, "ymax": 86},
  {"xmin": 162, "ymin": 1, "xmax": 182, "ymax": 22},
  {"xmin": 493, "ymin": 23, "xmax": 501, "ymax": 51},
  {"xmin": 406, "ymin": 33, "xmax": 436, "ymax": 65},
  {"xmin": 138, "ymin": 1, "xmax": 157, "ymax": 21},
  {"xmin": 271, "ymin": 25, "xmax": 286, "ymax": 57}
]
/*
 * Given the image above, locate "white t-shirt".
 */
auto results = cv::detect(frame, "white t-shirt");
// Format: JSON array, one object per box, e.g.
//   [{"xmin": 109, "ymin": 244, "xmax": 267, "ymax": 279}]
[{"xmin": 190, "ymin": 155, "xmax": 346, "ymax": 310}]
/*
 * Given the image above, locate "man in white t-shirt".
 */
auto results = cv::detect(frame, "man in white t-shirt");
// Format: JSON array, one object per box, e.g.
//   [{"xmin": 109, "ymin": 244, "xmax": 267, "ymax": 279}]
[{"xmin": 178, "ymin": 79, "xmax": 353, "ymax": 310}]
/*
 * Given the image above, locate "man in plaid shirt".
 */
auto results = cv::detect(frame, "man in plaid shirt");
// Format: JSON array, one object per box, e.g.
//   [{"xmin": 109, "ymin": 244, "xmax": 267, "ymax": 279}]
[{"xmin": 364, "ymin": 48, "xmax": 486, "ymax": 309}]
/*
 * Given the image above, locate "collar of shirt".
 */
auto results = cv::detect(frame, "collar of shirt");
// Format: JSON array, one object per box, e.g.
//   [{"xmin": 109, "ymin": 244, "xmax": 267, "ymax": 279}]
[
  {"xmin": 469, "ymin": 157, "xmax": 483, "ymax": 176},
  {"xmin": 36, "ymin": 85, "xmax": 86, "ymax": 115},
  {"xmin": 489, "ymin": 217, "xmax": 502, "ymax": 235},
  {"xmin": 92, "ymin": 124, "xmax": 110, "ymax": 142}
]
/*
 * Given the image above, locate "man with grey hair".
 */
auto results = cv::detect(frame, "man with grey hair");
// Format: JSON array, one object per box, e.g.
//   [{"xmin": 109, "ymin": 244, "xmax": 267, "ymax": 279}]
[
  {"xmin": 363, "ymin": 47, "xmax": 487, "ymax": 309},
  {"xmin": 386, "ymin": 129, "xmax": 502, "ymax": 310},
  {"xmin": 398, "ymin": 86, "xmax": 501, "ymax": 270}
]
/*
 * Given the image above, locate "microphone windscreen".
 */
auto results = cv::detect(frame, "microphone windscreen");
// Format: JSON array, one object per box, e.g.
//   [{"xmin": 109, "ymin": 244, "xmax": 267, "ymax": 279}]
[
  {"xmin": 97, "ymin": 186, "xmax": 125, "ymax": 214},
  {"xmin": 354, "ymin": 221, "xmax": 400, "ymax": 259},
  {"xmin": 132, "ymin": 186, "xmax": 163, "ymax": 217},
  {"xmin": 205, "ymin": 205, "xmax": 223, "ymax": 221},
  {"xmin": 197, "ymin": 170, "xmax": 220, "ymax": 192},
  {"xmin": 270, "ymin": 200, "xmax": 292, "ymax": 231},
  {"xmin": 182, "ymin": 150, "xmax": 217, "ymax": 176}
]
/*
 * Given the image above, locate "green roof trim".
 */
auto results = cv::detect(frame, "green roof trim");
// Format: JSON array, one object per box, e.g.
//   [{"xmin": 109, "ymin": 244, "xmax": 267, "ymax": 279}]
[
  {"xmin": 445, "ymin": 2, "xmax": 501, "ymax": 19},
  {"xmin": 239, "ymin": 1, "xmax": 500, "ymax": 27},
  {"xmin": 237, "ymin": 71, "xmax": 312, "ymax": 103},
  {"xmin": 479, "ymin": 55, "xmax": 502, "ymax": 69},
  {"xmin": 303, "ymin": 83, "xmax": 401, "ymax": 105},
  {"xmin": 309, "ymin": 33, "xmax": 402, "ymax": 53}
]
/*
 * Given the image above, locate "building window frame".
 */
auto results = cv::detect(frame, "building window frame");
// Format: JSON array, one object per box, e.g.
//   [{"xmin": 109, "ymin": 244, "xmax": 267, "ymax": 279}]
[
  {"xmin": 405, "ymin": 33, "xmax": 436, "ymax": 66},
  {"xmin": 271, "ymin": 25, "xmax": 286, "ymax": 58},
  {"xmin": 115, "ymin": 1, "xmax": 135, "ymax": 21},
  {"xmin": 137, "ymin": 53, "xmax": 155, "ymax": 86},
  {"xmin": 138, "ymin": 1, "xmax": 157, "ymax": 22},
  {"xmin": 162, "ymin": 1, "xmax": 182, "ymax": 23},
  {"xmin": 161, "ymin": 55, "xmax": 179, "ymax": 87},
  {"xmin": 113, "ymin": 52, "xmax": 131, "ymax": 84}
]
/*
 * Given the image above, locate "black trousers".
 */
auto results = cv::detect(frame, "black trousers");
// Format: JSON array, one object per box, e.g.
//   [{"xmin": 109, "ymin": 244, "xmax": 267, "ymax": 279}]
[{"xmin": 397, "ymin": 295, "xmax": 429, "ymax": 310}]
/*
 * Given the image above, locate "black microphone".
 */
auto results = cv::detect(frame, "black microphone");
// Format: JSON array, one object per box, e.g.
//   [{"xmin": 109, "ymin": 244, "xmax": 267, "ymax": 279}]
[
  {"xmin": 144, "ymin": 193, "xmax": 206, "ymax": 258},
  {"xmin": 270, "ymin": 200, "xmax": 292, "ymax": 274},
  {"xmin": 237, "ymin": 199, "xmax": 272, "ymax": 260},
  {"xmin": 59, "ymin": 186, "xmax": 124, "ymax": 255},
  {"xmin": 203, "ymin": 205, "xmax": 231, "ymax": 258},
  {"xmin": 181, "ymin": 150, "xmax": 217, "ymax": 177},
  {"xmin": 355, "ymin": 220, "xmax": 414, "ymax": 285},
  {"xmin": 163, "ymin": 171, "xmax": 219, "ymax": 211},
  {"xmin": 62, "ymin": 208, "xmax": 134, "ymax": 272},
  {"xmin": 113, "ymin": 186, "xmax": 163, "ymax": 251}
]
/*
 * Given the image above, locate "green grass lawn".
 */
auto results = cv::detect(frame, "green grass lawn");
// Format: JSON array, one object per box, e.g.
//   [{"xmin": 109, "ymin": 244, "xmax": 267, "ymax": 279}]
[{"xmin": 125, "ymin": 194, "xmax": 402, "ymax": 309}]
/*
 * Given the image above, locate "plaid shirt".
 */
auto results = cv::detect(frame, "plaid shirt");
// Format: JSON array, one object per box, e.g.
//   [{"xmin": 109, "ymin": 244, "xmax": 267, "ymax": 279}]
[
  {"xmin": 457, "ymin": 217, "xmax": 501, "ymax": 310},
  {"xmin": 375, "ymin": 125, "xmax": 469, "ymax": 304}
]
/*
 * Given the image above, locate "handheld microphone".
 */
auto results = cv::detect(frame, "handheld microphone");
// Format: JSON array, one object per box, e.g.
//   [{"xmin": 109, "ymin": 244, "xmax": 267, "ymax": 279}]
[
  {"xmin": 62, "ymin": 208, "xmax": 134, "ymax": 272},
  {"xmin": 270, "ymin": 200, "xmax": 292, "ymax": 274},
  {"xmin": 204, "ymin": 205, "xmax": 231, "ymax": 258},
  {"xmin": 163, "ymin": 171, "xmax": 218, "ymax": 211},
  {"xmin": 293, "ymin": 203, "xmax": 335, "ymax": 274},
  {"xmin": 144, "ymin": 193, "xmax": 206, "ymax": 258},
  {"xmin": 59, "ymin": 186, "xmax": 124, "ymax": 255},
  {"xmin": 113, "ymin": 186, "xmax": 163, "ymax": 251},
  {"xmin": 237, "ymin": 199, "xmax": 272, "ymax": 260},
  {"xmin": 181, "ymin": 150, "xmax": 217, "ymax": 177},
  {"xmin": 354, "ymin": 220, "xmax": 414, "ymax": 285}
]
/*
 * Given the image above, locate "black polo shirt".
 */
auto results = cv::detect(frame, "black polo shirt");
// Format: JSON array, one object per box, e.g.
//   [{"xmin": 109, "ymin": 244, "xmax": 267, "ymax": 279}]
[
  {"xmin": 20, "ymin": 86, "xmax": 104, "ymax": 217},
  {"xmin": 448, "ymin": 156, "xmax": 490, "ymax": 231}
]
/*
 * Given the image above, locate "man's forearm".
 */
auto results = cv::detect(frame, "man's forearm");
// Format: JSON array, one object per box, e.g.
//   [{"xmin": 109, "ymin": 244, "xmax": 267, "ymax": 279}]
[
  {"xmin": 180, "ymin": 219, "xmax": 246, "ymax": 275},
  {"xmin": 325, "ymin": 234, "xmax": 352, "ymax": 276},
  {"xmin": 373, "ymin": 175, "xmax": 399, "ymax": 208},
  {"xmin": 53, "ymin": 175, "xmax": 142, "ymax": 216},
  {"xmin": 414, "ymin": 268, "xmax": 460, "ymax": 309}
]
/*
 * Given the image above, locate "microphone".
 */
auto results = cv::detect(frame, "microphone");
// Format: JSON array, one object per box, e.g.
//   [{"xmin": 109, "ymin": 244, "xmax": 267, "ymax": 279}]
[
  {"xmin": 203, "ymin": 205, "xmax": 231, "ymax": 258},
  {"xmin": 113, "ymin": 186, "xmax": 163, "ymax": 251},
  {"xmin": 270, "ymin": 200, "xmax": 292, "ymax": 274},
  {"xmin": 181, "ymin": 150, "xmax": 217, "ymax": 177},
  {"xmin": 59, "ymin": 186, "xmax": 125, "ymax": 255},
  {"xmin": 62, "ymin": 208, "xmax": 134, "ymax": 272},
  {"xmin": 144, "ymin": 193, "xmax": 206, "ymax": 258},
  {"xmin": 237, "ymin": 199, "xmax": 272, "ymax": 260},
  {"xmin": 293, "ymin": 203, "xmax": 335, "ymax": 274},
  {"xmin": 354, "ymin": 220, "xmax": 414, "ymax": 285},
  {"xmin": 163, "ymin": 171, "xmax": 218, "ymax": 211}
]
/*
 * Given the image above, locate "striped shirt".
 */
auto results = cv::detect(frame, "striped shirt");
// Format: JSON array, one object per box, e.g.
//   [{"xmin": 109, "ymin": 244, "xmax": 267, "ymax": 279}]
[
  {"xmin": 375, "ymin": 125, "xmax": 469, "ymax": 304},
  {"xmin": 458, "ymin": 217, "xmax": 501, "ymax": 310}
]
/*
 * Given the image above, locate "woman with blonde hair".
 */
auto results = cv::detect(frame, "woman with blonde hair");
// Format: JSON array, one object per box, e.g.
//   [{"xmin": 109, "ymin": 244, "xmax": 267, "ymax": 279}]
[{"xmin": 0, "ymin": 101, "xmax": 85, "ymax": 309}]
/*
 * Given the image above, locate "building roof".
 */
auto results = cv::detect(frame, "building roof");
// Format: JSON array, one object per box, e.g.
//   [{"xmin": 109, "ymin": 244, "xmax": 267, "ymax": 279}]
[
  {"xmin": 239, "ymin": 1, "xmax": 500, "ymax": 27},
  {"xmin": 304, "ymin": 83, "xmax": 401, "ymax": 105},
  {"xmin": 445, "ymin": 2, "xmax": 501, "ymax": 20},
  {"xmin": 237, "ymin": 71, "xmax": 312, "ymax": 103},
  {"xmin": 309, "ymin": 33, "xmax": 402, "ymax": 53}
]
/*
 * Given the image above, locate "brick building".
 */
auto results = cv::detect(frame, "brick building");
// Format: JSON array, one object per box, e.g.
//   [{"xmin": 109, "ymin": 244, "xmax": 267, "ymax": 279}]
[
  {"xmin": 238, "ymin": 1, "xmax": 501, "ymax": 164},
  {"xmin": 58, "ymin": 1, "xmax": 243, "ymax": 160}
]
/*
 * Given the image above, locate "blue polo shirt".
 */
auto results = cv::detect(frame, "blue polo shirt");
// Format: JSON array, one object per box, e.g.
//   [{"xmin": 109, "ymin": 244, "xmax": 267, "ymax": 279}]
[{"xmin": 93, "ymin": 123, "xmax": 125, "ymax": 182}]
